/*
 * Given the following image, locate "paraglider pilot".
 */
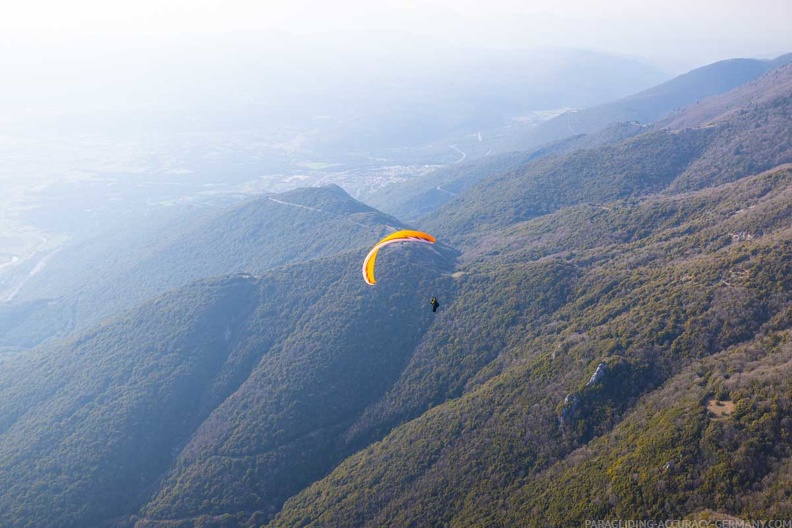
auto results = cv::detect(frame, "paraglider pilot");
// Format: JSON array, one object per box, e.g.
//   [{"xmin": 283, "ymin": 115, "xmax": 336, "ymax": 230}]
[{"xmin": 430, "ymin": 297, "xmax": 440, "ymax": 313}]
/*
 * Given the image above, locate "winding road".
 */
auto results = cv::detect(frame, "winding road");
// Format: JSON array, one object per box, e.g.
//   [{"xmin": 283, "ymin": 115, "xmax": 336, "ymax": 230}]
[
  {"xmin": 451, "ymin": 145, "xmax": 467, "ymax": 163},
  {"xmin": 266, "ymin": 197, "xmax": 371, "ymax": 229}
]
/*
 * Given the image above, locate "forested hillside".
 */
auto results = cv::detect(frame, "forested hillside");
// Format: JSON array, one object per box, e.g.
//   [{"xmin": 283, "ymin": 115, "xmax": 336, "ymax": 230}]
[
  {"xmin": 366, "ymin": 122, "xmax": 648, "ymax": 222},
  {"xmin": 365, "ymin": 55, "xmax": 792, "ymax": 233},
  {"xmin": 363, "ymin": 56, "xmax": 792, "ymax": 222},
  {"xmin": 272, "ymin": 165, "xmax": 792, "ymax": 528},
  {"xmin": 425, "ymin": 63, "xmax": 792, "ymax": 246},
  {"xmin": 270, "ymin": 62, "xmax": 792, "ymax": 527},
  {"xmin": 0, "ymin": 243, "xmax": 455, "ymax": 528},
  {"xmin": 0, "ymin": 185, "xmax": 402, "ymax": 349},
  {"xmin": 0, "ymin": 56, "xmax": 790, "ymax": 528}
]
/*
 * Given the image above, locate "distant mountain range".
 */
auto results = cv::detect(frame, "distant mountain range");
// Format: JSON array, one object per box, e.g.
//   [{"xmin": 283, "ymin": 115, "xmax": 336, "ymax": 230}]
[
  {"xmin": 365, "ymin": 54, "xmax": 792, "ymax": 219},
  {"xmin": 0, "ymin": 53, "xmax": 791, "ymax": 528},
  {"xmin": 425, "ymin": 63, "xmax": 792, "ymax": 244},
  {"xmin": 497, "ymin": 53, "xmax": 792, "ymax": 153}
]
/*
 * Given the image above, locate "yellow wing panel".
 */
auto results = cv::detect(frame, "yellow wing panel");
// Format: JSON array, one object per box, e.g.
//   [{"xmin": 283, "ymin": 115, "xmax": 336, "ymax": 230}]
[{"xmin": 362, "ymin": 230, "xmax": 436, "ymax": 285}]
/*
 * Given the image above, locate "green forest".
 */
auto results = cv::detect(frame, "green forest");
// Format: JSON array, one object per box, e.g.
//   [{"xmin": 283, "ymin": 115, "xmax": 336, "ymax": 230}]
[{"xmin": 0, "ymin": 59, "xmax": 791, "ymax": 528}]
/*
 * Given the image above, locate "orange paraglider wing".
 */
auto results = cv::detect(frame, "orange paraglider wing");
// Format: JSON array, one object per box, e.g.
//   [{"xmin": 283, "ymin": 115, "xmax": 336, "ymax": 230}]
[{"xmin": 362, "ymin": 230, "xmax": 436, "ymax": 285}]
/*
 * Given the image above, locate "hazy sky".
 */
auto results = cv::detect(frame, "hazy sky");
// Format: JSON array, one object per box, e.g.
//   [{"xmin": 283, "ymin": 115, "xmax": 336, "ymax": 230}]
[{"xmin": 2, "ymin": 0, "xmax": 791, "ymax": 72}]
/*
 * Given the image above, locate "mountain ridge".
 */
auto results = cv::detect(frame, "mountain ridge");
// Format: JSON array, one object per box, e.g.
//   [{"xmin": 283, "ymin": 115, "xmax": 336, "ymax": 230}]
[
  {"xmin": 0, "ymin": 185, "xmax": 405, "ymax": 350},
  {"xmin": 497, "ymin": 53, "xmax": 792, "ymax": 153},
  {"xmin": 270, "ymin": 164, "xmax": 792, "ymax": 528},
  {"xmin": 0, "ymin": 53, "xmax": 790, "ymax": 528},
  {"xmin": 423, "ymin": 64, "xmax": 792, "ymax": 245},
  {"xmin": 363, "ymin": 55, "xmax": 791, "ymax": 223}
]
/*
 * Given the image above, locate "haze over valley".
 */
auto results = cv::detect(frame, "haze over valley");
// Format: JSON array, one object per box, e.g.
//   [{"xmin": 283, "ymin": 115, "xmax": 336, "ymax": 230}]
[
  {"xmin": 0, "ymin": 35, "xmax": 673, "ymax": 301},
  {"xmin": 1, "ymin": 1, "xmax": 792, "ymax": 527}
]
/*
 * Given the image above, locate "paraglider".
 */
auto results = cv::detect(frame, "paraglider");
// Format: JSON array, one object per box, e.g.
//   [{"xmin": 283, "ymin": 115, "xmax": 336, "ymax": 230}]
[
  {"xmin": 430, "ymin": 297, "xmax": 440, "ymax": 312},
  {"xmin": 362, "ymin": 229, "xmax": 436, "ymax": 286}
]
